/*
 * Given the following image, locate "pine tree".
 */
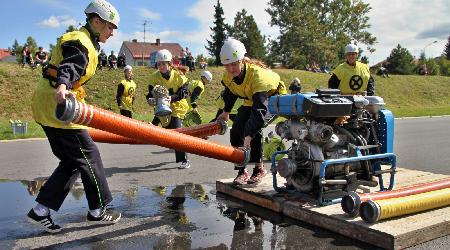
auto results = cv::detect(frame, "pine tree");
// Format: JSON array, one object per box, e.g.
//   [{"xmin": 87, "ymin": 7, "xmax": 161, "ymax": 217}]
[
  {"xmin": 386, "ymin": 44, "xmax": 414, "ymax": 75},
  {"xmin": 444, "ymin": 36, "xmax": 450, "ymax": 60},
  {"xmin": 229, "ymin": 9, "xmax": 266, "ymax": 61},
  {"xmin": 11, "ymin": 39, "xmax": 23, "ymax": 63},
  {"xmin": 25, "ymin": 36, "xmax": 38, "ymax": 54},
  {"xmin": 206, "ymin": 0, "xmax": 228, "ymax": 66}
]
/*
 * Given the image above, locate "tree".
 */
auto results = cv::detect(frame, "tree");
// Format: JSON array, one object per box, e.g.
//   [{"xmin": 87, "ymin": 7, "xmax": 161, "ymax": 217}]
[
  {"xmin": 66, "ymin": 25, "xmax": 76, "ymax": 32},
  {"xmin": 206, "ymin": 0, "xmax": 228, "ymax": 66},
  {"xmin": 25, "ymin": 36, "xmax": 38, "ymax": 55},
  {"xmin": 386, "ymin": 44, "xmax": 414, "ymax": 75},
  {"xmin": 360, "ymin": 55, "xmax": 369, "ymax": 64},
  {"xmin": 444, "ymin": 36, "xmax": 450, "ymax": 60},
  {"xmin": 11, "ymin": 39, "xmax": 23, "ymax": 62},
  {"xmin": 266, "ymin": 0, "xmax": 376, "ymax": 69},
  {"xmin": 229, "ymin": 9, "xmax": 267, "ymax": 61}
]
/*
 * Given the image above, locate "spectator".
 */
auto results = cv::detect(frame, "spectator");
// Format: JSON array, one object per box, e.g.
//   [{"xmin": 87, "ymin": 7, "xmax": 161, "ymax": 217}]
[
  {"xmin": 199, "ymin": 59, "xmax": 207, "ymax": 70},
  {"xmin": 172, "ymin": 55, "xmax": 181, "ymax": 67},
  {"xmin": 377, "ymin": 65, "xmax": 390, "ymax": 78},
  {"xmin": 116, "ymin": 65, "xmax": 136, "ymax": 118},
  {"xmin": 21, "ymin": 46, "xmax": 34, "ymax": 68},
  {"xmin": 328, "ymin": 44, "xmax": 374, "ymax": 96},
  {"xmin": 108, "ymin": 50, "xmax": 117, "ymax": 70},
  {"xmin": 98, "ymin": 49, "xmax": 107, "ymax": 70},
  {"xmin": 186, "ymin": 52, "xmax": 195, "ymax": 71},
  {"xmin": 117, "ymin": 52, "xmax": 126, "ymax": 68},
  {"xmin": 35, "ymin": 47, "xmax": 48, "ymax": 67},
  {"xmin": 289, "ymin": 77, "xmax": 302, "ymax": 94}
]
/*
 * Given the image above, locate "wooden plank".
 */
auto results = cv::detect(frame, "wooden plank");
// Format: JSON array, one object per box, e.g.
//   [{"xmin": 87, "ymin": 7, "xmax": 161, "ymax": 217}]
[{"xmin": 216, "ymin": 168, "xmax": 450, "ymax": 249}]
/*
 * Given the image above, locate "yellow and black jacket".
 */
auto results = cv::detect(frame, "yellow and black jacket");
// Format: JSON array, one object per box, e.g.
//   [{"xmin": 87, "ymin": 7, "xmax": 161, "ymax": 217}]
[
  {"xmin": 32, "ymin": 26, "xmax": 99, "ymax": 129},
  {"xmin": 221, "ymin": 63, "xmax": 286, "ymax": 137},
  {"xmin": 146, "ymin": 69, "xmax": 189, "ymax": 119},
  {"xmin": 116, "ymin": 79, "xmax": 136, "ymax": 111},
  {"xmin": 328, "ymin": 61, "xmax": 374, "ymax": 96},
  {"xmin": 187, "ymin": 79, "xmax": 204, "ymax": 109}
]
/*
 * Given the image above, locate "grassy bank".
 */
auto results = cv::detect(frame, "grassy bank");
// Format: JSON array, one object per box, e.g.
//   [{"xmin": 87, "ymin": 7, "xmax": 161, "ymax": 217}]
[{"xmin": 0, "ymin": 62, "xmax": 449, "ymax": 140}]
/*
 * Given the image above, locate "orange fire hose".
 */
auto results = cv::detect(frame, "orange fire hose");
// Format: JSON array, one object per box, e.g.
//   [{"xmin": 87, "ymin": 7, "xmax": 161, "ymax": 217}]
[
  {"xmin": 56, "ymin": 97, "xmax": 249, "ymax": 166},
  {"xmin": 341, "ymin": 178, "xmax": 450, "ymax": 216},
  {"xmin": 88, "ymin": 120, "xmax": 227, "ymax": 144}
]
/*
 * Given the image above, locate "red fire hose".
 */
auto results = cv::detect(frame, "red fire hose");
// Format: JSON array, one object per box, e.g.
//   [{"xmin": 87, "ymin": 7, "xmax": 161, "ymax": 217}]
[
  {"xmin": 341, "ymin": 178, "xmax": 450, "ymax": 216},
  {"xmin": 56, "ymin": 97, "xmax": 249, "ymax": 166},
  {"xmin": 88, "ymin": 120, "xmax": 227, "ymax": 144}
]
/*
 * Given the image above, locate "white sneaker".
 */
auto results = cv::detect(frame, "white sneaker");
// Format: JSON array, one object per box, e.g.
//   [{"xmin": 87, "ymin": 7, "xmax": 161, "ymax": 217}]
[{"xmin": 179, "ymin": 161, "xmax": 191, "ymax": 169}]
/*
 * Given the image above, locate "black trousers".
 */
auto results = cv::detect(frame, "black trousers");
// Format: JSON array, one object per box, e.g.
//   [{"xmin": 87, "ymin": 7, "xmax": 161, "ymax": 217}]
[
  {"xmin": 36, "ymin": 126, "xmax": 112, "ymax": 211},
  {"xmin": 120, "ymin": 109, "xmax": 132, "ymax": 118},
  {"xmin": 152, "ymin": 116, "xmax": 187, "ymax": 163},
  {"xmin": 230, "ymin": 106, "xmax": 263, "ymax": 169}
]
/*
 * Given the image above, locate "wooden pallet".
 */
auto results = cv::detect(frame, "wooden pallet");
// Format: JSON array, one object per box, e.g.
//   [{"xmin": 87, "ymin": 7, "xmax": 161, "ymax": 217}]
[{"xmin": 216, "ymin": 168, "xmax": 450, "ymax": 249}]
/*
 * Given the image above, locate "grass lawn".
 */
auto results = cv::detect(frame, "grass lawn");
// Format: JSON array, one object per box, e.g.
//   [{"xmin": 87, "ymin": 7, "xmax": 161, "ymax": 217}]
[{"xmin": 1, "ymin": 62, "xmax": 449, "ymax": 140}]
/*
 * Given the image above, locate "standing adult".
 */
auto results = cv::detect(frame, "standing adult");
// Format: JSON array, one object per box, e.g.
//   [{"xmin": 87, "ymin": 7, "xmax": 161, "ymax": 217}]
[
  {"xmin": 328, "ymin": 44, "xmax": 374, "ymax": 96},
  {"xmin": 217, "ymin": 38, "xmax": 287, "ymax": 185},
  {"xmin": 28, "ymin": 0, "xmax": 121, "ymax": 233},
  {"xmin": 146, "ymin": 49, "xmax": 191, "ymax": 169},
  {"xmin": 108, "ymin": 50, "xmax": 117, "ymax": 69},
  {"xmin": 117, "ymin": 51, "xmax": 126, "ymax": 68},
  {"xmin": 116, "ymin": 65, "xmax": 136, "ymax": 118}
]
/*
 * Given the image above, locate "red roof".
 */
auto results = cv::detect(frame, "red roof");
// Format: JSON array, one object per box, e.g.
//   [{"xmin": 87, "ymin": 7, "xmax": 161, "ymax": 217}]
[
  {"xmin": 0, "ymin": 49, "xmax": 12, "ymax": 61},
  {"xmin": 121, "ymin": 41, "xmax": 183, "ymax": 59}
]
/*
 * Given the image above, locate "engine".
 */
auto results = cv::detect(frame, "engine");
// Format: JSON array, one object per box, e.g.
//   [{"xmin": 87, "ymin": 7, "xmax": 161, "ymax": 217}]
[{"xmin": 268, "ymin": 89, "xmax": 395, "ymax": 201}]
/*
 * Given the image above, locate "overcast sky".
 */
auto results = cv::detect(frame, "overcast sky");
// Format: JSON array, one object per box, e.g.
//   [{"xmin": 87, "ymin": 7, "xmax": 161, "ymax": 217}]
[{"xmin": 1, "ymin": 0, "xmax": 448, "ymax": 66}]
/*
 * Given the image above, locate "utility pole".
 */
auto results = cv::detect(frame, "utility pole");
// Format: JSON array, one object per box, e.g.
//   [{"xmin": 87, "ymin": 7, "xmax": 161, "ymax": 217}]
[{"xmin": 143, "ymin": 20, "xmax": 150, "ymax": 43}]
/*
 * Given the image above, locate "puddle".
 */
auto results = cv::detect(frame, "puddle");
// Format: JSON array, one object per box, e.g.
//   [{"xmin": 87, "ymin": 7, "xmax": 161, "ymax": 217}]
[{"xmin": 0, "ymin": 179, "xmax": 378, "ymax": 249}]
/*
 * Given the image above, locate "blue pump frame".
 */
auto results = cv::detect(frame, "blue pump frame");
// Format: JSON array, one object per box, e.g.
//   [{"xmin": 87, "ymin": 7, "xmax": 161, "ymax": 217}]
[{"xmin": 271, "ymin": 149, "xmax": 396, "ymax": 206}]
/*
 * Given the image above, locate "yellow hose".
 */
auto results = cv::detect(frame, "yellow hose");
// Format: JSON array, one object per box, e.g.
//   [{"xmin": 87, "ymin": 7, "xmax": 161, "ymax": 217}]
[{"xmin": 360, "ymin": 188, "xmax": 450, "ymax": 223}]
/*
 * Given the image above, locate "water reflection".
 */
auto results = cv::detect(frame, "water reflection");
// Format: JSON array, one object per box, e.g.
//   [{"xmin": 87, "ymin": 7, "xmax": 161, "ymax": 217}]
[
  {"xmin": 19, "ymin": 177, "xmax": 85, "ymax": 200},
  {"xmin": 0, "ymin": 181, "xmax": 379, "ymax": 249}
]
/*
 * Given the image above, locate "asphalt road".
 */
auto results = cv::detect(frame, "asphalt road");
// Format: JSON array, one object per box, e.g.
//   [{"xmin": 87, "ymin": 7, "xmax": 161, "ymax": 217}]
[
  {"xmin": 0, "ymin": 116, "xmax": 449, "ymax": 249},
  {"xmin": 1, "ymin": 116, "xmax": 449, "ymax": 186}
]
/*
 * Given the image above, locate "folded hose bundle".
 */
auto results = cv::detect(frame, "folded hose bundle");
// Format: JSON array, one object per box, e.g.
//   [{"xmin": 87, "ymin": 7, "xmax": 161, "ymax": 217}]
[
  {"xmin": 341, "ymin": 178, "xmax": 450, "ymax": 216},
  {"xmin": 359, "ymin": 187, "xmax": 450, "ymax": 223}
]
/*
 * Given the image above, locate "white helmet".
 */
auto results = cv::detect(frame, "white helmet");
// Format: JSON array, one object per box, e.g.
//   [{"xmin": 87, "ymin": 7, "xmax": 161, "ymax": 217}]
[
  {"xmin": 200, "ymin": 70, "xmax": 213, "ymax": 82},
  {"xmin": 220, "ymin": 38, "xmax": 246, "ymax": 65},
  {"xmin": 155, "ymin": 49, "xmax": 172, "ymax": 62},
  {"xmin": 85, "ymin": 0, "xmax": 120, "ymax": 28},
  {"xmin": 345, "ymin": 44, "xmax": 358, "ymax": 54},
  {"xmin": 124, "ymin": 65, "xmax": 132, "ymax": 71}
]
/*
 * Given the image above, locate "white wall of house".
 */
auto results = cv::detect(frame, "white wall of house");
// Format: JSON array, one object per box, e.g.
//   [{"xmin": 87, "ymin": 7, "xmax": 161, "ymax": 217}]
[{"xmin": 118, "ymin": 44, "xmax": 148, "ymax": 66}]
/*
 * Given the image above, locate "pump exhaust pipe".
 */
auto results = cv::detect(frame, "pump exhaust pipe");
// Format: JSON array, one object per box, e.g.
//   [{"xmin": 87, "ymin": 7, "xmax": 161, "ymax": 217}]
[
  {"xmin": 56, "ymin": 97, "xmax": 249, "ymax": 166},
  {"xmin": 88, "ymin": 119, "xmax": 227, "ymax": 144}
]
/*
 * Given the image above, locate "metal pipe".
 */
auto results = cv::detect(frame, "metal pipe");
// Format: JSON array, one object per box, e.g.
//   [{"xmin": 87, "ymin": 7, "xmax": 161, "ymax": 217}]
[
  {"xmin": 88, "ymin": 120, "xmax": 227, "ymax": 144},
  {"xmin": 341, "ymin": 178, "xmax": 450, "ymax": 216},
  {"xmin": 360, "ymin": 188, "xmax": 450, "ymax": 223},
  {"xmin": 56, "ymin": 97, "xmax": 249, "ymax": 165}
]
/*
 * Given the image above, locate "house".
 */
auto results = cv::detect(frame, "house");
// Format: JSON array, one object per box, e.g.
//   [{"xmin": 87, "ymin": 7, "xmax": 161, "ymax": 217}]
[
  {"xmin": 0, "ymin": 49, "xmax": 15, "ymax": 62},
  {"xmin": 118, "ymin": 39, "xmax": 184, "ymax": 66}
]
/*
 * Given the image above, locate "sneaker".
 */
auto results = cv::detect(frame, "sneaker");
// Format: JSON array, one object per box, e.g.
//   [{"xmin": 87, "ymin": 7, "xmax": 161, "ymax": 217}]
[
  {"xmin": 233, "ymin": 169, "xmax": 250, "ymax": 185},
  {"xmin": 247, "ymin": 166, "xmax": 267, "ymax": 184},
  {"xmin": 27, "ymin": 209, "xmax": 62, "ymax": 233},
  {"xmin": 178, "ymin": 160, "xmax": 191, "ymax": 169},
  {"xmin": 87, "ymin": 208, "xmax": 121, "ymax": 224}
]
